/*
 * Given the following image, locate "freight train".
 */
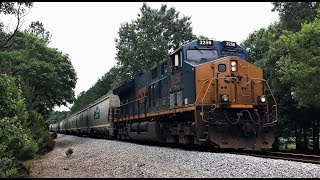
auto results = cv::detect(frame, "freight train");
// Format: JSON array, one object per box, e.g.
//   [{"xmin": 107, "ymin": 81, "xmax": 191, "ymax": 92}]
[{"xmin": 50, "ymin": 39, "xmax": 278, "ymax": 149}]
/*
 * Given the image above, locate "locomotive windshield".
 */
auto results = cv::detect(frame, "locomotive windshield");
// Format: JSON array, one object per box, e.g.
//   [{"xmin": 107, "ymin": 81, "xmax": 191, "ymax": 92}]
[
  {"xmin": 221, "ymin": 51, "xmax": 247, "ymax": 60},
  {"xmin": 186, "ymin": 49, "xmax": 219, "ymax": 62}
]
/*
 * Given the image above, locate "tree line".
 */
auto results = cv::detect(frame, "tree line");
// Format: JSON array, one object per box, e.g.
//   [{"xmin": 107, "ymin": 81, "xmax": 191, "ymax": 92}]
[{"xmin": 241, "ymin": 2, "xmax": 320, "ymax": 152}]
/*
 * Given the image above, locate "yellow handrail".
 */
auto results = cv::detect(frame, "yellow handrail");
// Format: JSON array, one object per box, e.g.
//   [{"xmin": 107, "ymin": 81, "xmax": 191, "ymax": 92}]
[{"xmin": 194, "ymin": 76, "xmax": 278, "ymax": 125}]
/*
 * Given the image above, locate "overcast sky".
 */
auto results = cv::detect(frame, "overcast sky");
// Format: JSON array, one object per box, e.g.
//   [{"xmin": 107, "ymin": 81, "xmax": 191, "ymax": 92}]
[{"xmin": 16, "ymin": 2, "xmax": 279, "ymax": 111}]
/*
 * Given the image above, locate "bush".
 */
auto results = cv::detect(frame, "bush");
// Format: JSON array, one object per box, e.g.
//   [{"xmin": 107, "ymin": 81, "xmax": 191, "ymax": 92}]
[
  {"xmin": 0, "ymin": 118, "xmax": 38, "ymax": 160},
  {"xmin": 0, "ymin": 74, "xmax": 28, "ymax": 124},
  {"xmin": 0, "ymin": 117, "xmax": 38, "ymax": 178},
  {"xmin": 0, "ymin": 75, "xmax": 38, "ymax": 177},
  {"xmin": 0, "ymin": 156, "xmax": 19, "ymax": 178},
  {"xmin": 0, "ymin": 70, "xmax": 57, "ymax": 177},
  {"xmin": 26, "ymin": 111, "xmax": 53, "ymax": 154}
]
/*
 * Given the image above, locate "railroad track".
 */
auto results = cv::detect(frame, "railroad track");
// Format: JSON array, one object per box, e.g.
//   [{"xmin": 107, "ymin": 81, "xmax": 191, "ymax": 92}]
[
  {"xmin": 55, "ymin": 133, "xmax": 320, "ymax": 165},
  {"xmin": 229, "ymin": 150, "xmax": 320, "ymax": 165}
]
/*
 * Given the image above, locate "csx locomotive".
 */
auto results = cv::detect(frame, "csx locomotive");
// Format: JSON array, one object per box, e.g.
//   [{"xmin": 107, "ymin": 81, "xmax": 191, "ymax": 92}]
[{"xmin": 50, "ymin": 39, "xmax": 278, "ymax": 149}]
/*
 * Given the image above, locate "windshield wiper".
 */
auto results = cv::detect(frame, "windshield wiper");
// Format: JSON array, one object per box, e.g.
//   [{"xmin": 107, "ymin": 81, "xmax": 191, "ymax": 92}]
[{"xmin": 193, "ymin": 46, "xmax": 203, "ymax": 54}]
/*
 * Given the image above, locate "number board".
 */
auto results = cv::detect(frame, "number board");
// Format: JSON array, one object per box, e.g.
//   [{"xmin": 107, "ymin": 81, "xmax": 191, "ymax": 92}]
[
  {"xmin": 198, "ymin": 40, "xmax": 213, "ymax": 46},
  {"xmin": 223, "ymin": 41, "xmax": 236, "ymax": 48}
]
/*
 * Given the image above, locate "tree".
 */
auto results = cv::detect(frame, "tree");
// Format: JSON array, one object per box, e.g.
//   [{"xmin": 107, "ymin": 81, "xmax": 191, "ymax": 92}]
[
  {"xmin": 265, "ymin": 11, "xmax": 320, "ymax": 152},
  {"xmin": 197, "ymin": 34, "xmax": 209, "ymax": 40},
  {"xmin": 115, "ymin": 3, "xmax": 195, "ymax": 79},
  {"xmin": 277, "ymin": 15, "xmax": 320, "ymax": 107},
  {"xmin": 272, "ymin": 2, "xmax": 319, "ymax": 32},
  {"xmin": 25, "ymin": 21, "xmax": 52, "ymax": 44},
  {"xmin": 240, "ymin": 22, "xmax": 282, "ymax": 64},
  {"xmin": 0, "ymin": 2, "xmax": 33, "ymax": 51},
  {"xmin": 0, "ymin": 32, "xmax": 77, "ymax": 117}
]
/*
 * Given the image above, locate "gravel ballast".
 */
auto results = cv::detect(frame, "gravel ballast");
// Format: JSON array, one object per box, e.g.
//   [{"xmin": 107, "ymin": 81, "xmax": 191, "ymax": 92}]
[{"xmin": 31, "ymin": 134, "xmax": 320, "ymax": 178}]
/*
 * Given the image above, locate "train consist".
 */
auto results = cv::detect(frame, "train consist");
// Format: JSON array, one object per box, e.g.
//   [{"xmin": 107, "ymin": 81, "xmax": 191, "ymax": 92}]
[{"xmin": 50, "ymin": 39, "xmax": 278, "ymax": 149}]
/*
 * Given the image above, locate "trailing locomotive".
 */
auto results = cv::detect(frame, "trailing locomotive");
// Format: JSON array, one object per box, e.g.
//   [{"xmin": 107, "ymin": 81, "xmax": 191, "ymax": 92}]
[{"xmin": 50, "ymin": 39, "xmax": 278, "ymax": 149}]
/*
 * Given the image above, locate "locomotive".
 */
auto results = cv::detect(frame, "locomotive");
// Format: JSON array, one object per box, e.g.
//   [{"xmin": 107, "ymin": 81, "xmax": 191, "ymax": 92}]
[{"xmin": 50, "ymin": 39, "xmax": 278, "ymax": 149}]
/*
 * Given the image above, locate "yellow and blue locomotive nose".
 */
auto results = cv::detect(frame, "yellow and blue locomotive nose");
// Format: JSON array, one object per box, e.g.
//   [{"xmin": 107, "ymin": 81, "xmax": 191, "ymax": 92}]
[
  {"xmin": 195, "ymin": 56, "xmax": 264, "ymax": 108},
  {"xmin": 194, "ymin": 56, "xmax": 276, "ymax": 148}
]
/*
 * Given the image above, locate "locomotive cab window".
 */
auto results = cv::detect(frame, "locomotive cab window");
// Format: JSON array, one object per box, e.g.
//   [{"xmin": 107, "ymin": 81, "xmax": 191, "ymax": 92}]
[{"xmin": 171, "ymin": 51, "xmax": 182, "ymax": 67}]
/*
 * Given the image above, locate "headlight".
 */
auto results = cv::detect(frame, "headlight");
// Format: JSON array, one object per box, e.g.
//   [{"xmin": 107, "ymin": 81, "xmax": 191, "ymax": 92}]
[
  {"xmin": 221, "ymin": 94, "xmax": 229, "ymax": 102},
  {"xmin": 260, "ymin": 95, "xmax": 266, "ymax": 103},
  {"xmin": 231, "ymin": 60, "xmax": 237, "ymax": 72}
]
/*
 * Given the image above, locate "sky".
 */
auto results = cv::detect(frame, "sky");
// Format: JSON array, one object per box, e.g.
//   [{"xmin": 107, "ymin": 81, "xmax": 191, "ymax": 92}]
[{"xmin": 13, "ymin": 2, "xmax": 279, "ymax": 111}]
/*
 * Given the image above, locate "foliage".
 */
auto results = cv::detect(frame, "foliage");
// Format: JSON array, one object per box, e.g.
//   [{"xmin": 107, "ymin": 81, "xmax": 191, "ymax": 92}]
[
  {"xmin": 240, "ymin": 22, "xmax": 282, "ymax": 64},
  {"xmin": 47, "ymin": 110, "xmax": 69, "ymax": 124},
  {"xmin": 0, "ymin": 32, "xmax": 77, "ymax": 117},
  {"xmin": 242, "ymin": 3, "xmax": 320, "ymax": 151},
  {"xmin": 197, "ymin": 34, "xmax": 209, "ymax": 40},
  {"xmin": 115, "ymin": 3, "xmax": 195, "ymax": 79},
  {"xmin": 277, "ymin": 18, "xmax": 320, "ymax": 108},
  {"xmin": 0, "ymin": 118, "xmax": 38, "ymax": 178},
  {"xmin": 25, "ymin": 21, "xmax": 52, "ymax": 44},
  {"xmin": 0, "ymin": 2, "xmax": 33, "ymax": 51},
  {"xmin": 0, "ymin": 74, "xmax": 28, "ymax": 124},
  {"xmin": 26, "ymin": 110, "xmax": 53, "ymax": 154},
  {"xmin": 0, "ymin": 2, "xmax": 33, "ymax": 15},
  {"xmin": 0, "ymin": 117, "xmax": 38, "ymax": 161},
  {"xmin": 272, "ymin": 2, "xmax": 319, "ymax": 32},
  {"xmin": 0, "ymin": 3, "xmax": 78, "ymax": 177},
  {"xmin": 0, "ymin": 74, "xmax": 38, "ymax": 178}
]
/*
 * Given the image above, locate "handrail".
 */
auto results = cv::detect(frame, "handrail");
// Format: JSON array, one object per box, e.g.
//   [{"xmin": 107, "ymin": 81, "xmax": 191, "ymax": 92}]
[
  {"xmin": 195, "ymin": 76, "xmax": 278, "ymax": 126},
  {"xmin": 200, "ymin": 77, "xmax": 215, "ymax": 122},
  {"xmin": 195, "ymin": 79, "xmax": 209, "ymax": 102},
  {"xmin": 251, "ymin": 78, "xmax": 278, "ymax": 125},
  {"xmin": 119, "ymin": 96, "xmax": 147, "ymax": 107}
]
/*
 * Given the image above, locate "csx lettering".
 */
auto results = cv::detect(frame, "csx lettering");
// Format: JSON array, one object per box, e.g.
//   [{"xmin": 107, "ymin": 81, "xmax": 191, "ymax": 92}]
[{"xmin": 224, "ymin": 74, "xmax": 243, "ymax": 84}]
